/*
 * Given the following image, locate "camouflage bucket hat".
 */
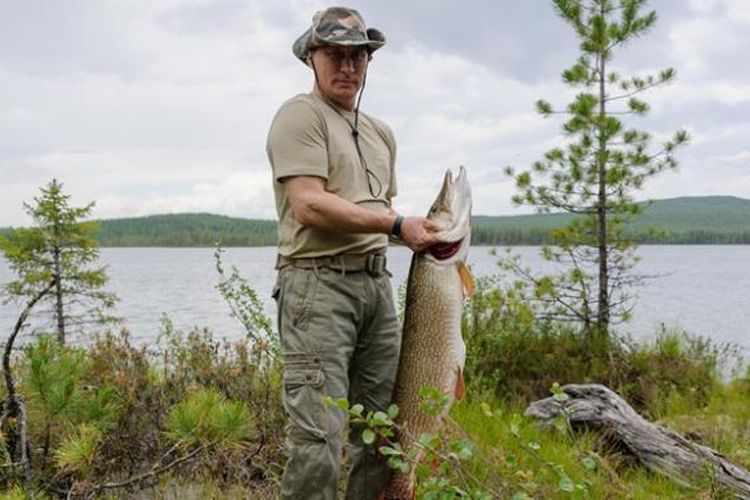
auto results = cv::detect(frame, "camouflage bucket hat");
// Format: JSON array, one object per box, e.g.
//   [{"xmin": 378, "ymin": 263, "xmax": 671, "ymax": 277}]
[{"xmin": 293, "ymin": 7, "xmax": 386, "ymax": 65}]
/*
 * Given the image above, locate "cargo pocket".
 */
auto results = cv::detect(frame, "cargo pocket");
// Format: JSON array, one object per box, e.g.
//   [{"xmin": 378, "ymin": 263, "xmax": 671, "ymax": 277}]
[
  {"xmin": 282, "ymin": 353, "xmax": 328, "ymax": 441},
  {"xmin": 289, "ymin": 268, "xmax": 319, "ymax": 331}
]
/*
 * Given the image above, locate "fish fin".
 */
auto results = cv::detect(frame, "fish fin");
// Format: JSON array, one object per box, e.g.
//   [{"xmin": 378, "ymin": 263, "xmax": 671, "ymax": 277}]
[
  {"xmin": 457, "ymin": 262, "xmax": 475, "ymax": 297},
  {"xmin": 454, "ymin": 366, "xmax": 466, "ymax": 400}
]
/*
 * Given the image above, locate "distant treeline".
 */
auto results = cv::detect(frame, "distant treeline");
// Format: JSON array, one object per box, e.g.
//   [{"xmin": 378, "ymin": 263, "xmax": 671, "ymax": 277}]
[
  {"xmin": 94, "ymin": 213, "xmax": 277, "ymax": 247},
  {"xmin": 3, "ymin": 196, "xmax": 750, "ymax": 246},
  {"xmin": 472, "ymin": 196, "xmax": 750, "ymax": 245},
  {"xmin": 471, "ymin": 223, "xmax": 750, "ymax": 245}
]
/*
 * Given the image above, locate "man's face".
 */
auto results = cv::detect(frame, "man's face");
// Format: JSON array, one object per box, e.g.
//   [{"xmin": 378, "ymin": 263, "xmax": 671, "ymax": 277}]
[{"xmin": 310, "ymin": 45, "xmax": 370, "ymax": 110}]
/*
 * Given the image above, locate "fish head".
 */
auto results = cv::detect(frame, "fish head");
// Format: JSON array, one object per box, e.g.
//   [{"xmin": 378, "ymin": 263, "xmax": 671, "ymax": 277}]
[{"xmin": 423, "ymin": 166, "xmax": 472, "ymax": 265}]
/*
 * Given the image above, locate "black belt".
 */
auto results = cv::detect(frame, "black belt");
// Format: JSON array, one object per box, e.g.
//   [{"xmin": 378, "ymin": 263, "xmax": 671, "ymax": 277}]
[{"xmin": 276, "ymin": 251, "xmax": 388, "ymax": 275}]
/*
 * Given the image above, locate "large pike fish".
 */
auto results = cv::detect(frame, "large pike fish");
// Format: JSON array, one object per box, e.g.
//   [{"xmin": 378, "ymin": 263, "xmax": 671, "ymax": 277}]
[{"xmin": 383, "ymin": 166, "xmax": 474, "ymax": 499}]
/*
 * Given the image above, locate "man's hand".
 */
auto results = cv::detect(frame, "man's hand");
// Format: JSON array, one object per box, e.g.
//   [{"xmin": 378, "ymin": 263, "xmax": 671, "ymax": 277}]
[{"xmin": 400, "ymin": 217, "xmax": 443, "ymax": 252}]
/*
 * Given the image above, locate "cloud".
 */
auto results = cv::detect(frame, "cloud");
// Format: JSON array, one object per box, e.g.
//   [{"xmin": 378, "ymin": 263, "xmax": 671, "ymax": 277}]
[
  {"xmin": 670, "ymin": 1, "xmax": 750, "ymax": 80},
  {"xmin": 361, "ymin": 42, "xmax": 569, "ymax": 216},
  {"xmin": 711, "ymin": 150, "xmax": 750, "ymax": 167},
  {"xmin": 134, "ymin": 171, "xmax": 276, "ymax": 219},
  {"xmin": 1, "ymin": 1, "xmax": 749, "ymax": 226}
]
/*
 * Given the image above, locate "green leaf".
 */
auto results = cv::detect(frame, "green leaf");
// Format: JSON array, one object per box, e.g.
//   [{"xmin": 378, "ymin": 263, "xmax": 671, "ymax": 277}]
[
  {"xmin": 387, "ymin": 404, "xmax": 399, "ymax": 420},
  {"xmin": 387, "ymin": 455, "xmax": 409, "ymax": 473},
  {"xmin": 450, "ymin": 439, "xmax": 475, "ymax": 460},
  {"xmin": 552, "ymin": 384, "xmax": 569, "ymax": 402},
  {"xmin": 378, "ymin": 446, "xmax": 402, "ymax": 457},
  {"xmin": 371, "ymin": 411, "xmax": 390, "ymax": 426},
  {"xmin": 417, "ymin": 432, "xmax": 441, "ymax": 449},
  {"xmin": 581, "ymin": 456, "xmax": 597, "ymax": 470},
  {"xmin": 558, "ymin": 475, "xmax": 575, "ymax": 492},
  {"xmin": 334, "ymin": 398, "xmax": 349, "ymax": 411},
  {"xmin": 362, "ymin": 429, "xmax": 376, "ymax": 445},
  {"xmin": 510, "ymin": 413, "xmax": 523, "ymax": 436}
]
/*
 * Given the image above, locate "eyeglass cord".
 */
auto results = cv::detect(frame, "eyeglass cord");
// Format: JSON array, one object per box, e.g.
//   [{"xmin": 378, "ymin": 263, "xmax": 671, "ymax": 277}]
[{"xmin": 311, "ymin": 60, "xmax": 384, "ymax": 199}]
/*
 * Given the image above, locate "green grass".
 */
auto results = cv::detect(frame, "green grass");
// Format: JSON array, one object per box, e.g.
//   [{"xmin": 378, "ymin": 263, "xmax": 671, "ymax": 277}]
[
  {"xmin": 112, "ymin": 473, "xmax": 278, "ymax": 499},
  {"xmin": 134, "ymin": 383, "xmax": 750, "ymax": 499},
  {"xmin": 443, "ymin": 383, "xmax": 750, "ymax": 499}
]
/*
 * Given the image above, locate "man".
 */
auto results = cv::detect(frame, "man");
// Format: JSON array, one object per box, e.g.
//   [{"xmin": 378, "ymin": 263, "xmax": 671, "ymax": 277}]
[{"xmin": 266, "ymin": 6, "xmax": 442, "ymax": 499}]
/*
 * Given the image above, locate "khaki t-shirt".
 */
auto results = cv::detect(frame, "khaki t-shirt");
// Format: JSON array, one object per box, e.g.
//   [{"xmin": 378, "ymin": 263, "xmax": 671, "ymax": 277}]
[{"xmin": 266, "ymin": 91, "xmax": 397, "ymax": 258}]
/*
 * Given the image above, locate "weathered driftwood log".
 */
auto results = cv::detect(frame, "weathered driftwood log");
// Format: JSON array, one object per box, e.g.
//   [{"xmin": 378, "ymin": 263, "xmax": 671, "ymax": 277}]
[{"xmin": 525, "ymin": 383, "xmax": 750, "ymax": 498}]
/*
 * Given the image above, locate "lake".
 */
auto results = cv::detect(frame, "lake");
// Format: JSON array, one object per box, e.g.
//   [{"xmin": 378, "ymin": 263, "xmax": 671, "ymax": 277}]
[{"xmin": 1, "ymin": 246, "xmax": 748, "ymax": 351}]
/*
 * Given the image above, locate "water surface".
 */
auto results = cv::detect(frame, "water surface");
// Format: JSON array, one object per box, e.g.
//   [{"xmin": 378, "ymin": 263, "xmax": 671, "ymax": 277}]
[{"xmin": 1, "ymin": 246, "xmax": 747, "ymax": 351}]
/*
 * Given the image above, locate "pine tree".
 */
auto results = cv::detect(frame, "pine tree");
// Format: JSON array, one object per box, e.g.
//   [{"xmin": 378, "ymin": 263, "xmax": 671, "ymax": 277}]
[
  {"xmin": 505, "ymin": 0, "xmax": 689, "ymax": 336},
  {"xmin": 0, "ymin": 179, "xmax": 118, "ymax": 344}
]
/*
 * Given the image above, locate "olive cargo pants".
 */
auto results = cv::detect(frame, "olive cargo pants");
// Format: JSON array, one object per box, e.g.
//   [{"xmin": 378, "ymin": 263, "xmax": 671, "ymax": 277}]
[{"xmin": 273, "ymin": 263, "xmax": 400, "ymax": 500}]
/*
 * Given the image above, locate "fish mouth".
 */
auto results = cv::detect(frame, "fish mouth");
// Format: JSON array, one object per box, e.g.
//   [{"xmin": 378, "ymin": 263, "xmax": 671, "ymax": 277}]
[{"xmin": 429, "ymin": 239, "xmax": 464, "ymax": 260}]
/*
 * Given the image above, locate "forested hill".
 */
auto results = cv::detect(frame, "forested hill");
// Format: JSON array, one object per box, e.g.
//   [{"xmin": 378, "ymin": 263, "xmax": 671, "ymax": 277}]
[
  {"xmin": 474, "ymin": 196, "xmax": 750, "ymax": 245},
  {"xmin": 95, "ymin": 213, "xmax": 277, "ymax": 247},
  {"xmin": 98, "ymin": 197, "xmax": 750, "ymax": 246},
  {"xmin": 2, "ymin": 196, "xmax": 749, "ymax": 246}
]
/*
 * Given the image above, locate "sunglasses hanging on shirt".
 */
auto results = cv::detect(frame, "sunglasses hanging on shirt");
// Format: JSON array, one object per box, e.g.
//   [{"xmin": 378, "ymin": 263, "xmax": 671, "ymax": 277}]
[
  {"xmin": 310, "ymin": 60, "xmax": 384, "ymax": 199},
  {"xmin": 321, "ymin": 96, "xmax": 383, "ymax": 198}
]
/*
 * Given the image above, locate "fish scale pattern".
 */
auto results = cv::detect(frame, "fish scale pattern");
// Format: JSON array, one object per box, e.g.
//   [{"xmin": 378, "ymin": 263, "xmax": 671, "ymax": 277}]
[{"xmin": 385, "ymin": 256, "xmax": 466, "ymax": 498}]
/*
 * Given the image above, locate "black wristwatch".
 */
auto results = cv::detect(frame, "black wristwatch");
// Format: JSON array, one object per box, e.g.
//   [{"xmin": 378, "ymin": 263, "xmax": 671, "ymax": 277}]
[{"xmin": 391, "ymin": 215, "xmax": 404, "ymax": 239}]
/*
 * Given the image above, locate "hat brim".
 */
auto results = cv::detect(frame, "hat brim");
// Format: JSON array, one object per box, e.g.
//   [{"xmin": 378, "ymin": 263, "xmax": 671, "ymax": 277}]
[{"xmin": 293, "ymin": 27, "xmax": 385, "ymax": 65}]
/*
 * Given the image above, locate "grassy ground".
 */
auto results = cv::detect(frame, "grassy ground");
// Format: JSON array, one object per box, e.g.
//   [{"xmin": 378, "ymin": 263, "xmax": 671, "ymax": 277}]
[
  {"xmin": 446, "ymin": 378, "xmax": 750, "ymax": 499},
  {"xmin": 119, "ymin": 378, "xmax": 750, "ymax": 499},
  {"xmin": 3, "ymin": 385, "xmax": 745, "ymax": 499}
]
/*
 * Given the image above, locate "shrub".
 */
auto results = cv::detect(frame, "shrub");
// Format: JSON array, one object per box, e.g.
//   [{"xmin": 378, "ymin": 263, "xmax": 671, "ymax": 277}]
[
  {"xmin": 1, "ymin": 324, "xmax": 284, "ymax": 497},
  {"xmin": 462, "ymin": 275, "xmax": 738, "ymax": 416}
]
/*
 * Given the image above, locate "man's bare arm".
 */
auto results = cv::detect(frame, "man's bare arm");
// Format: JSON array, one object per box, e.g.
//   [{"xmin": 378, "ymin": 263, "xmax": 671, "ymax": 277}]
[{"xmin": 284, "ymin": 175, "xmax": 441, "ymax": 252}]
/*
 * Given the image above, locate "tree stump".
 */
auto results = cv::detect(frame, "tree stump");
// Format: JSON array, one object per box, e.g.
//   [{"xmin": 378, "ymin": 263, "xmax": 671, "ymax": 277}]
[{"xmin": 525, "ymin": 383, "xmax": 750, "ymax": 498}]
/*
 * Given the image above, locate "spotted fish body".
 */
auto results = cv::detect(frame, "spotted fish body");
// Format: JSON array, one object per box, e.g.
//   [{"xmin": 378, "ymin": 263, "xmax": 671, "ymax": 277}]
[{"xmin": 383, "ymin": 167, "xmax": 473, "ymax": 499}]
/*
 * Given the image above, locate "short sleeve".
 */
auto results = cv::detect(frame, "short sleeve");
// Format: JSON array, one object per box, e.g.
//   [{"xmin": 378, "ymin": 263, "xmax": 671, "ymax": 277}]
[{"xmin": 266, "ymin": 99, "xmax": 328, "ymax": 183}]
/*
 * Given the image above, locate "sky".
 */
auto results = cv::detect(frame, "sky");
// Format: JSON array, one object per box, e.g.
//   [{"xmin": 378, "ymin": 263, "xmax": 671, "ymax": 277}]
[{"xmin": 1, "ymin": 0, "xmax": 749, "ymax": 227}]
